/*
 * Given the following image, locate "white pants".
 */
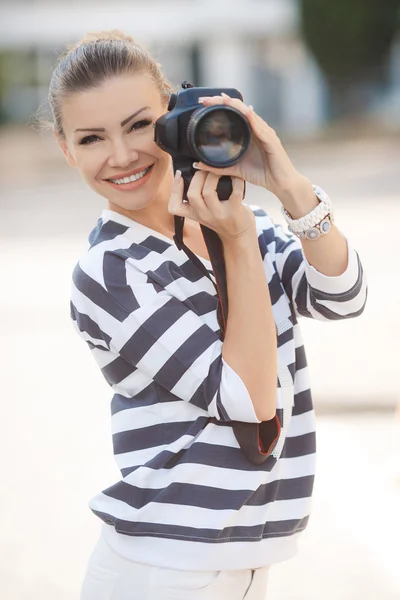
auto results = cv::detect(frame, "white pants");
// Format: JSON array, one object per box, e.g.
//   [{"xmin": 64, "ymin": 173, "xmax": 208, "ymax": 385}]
[{"xmin": 81, "ymin": 534, "xmax": 270, "ymax": 600}]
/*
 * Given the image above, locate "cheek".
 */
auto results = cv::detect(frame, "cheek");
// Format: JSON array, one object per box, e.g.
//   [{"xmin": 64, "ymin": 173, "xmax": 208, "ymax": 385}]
[
  {"xmin": 153, "ymin": 144, "xmax": 172, "ymax": 171},
  {"xmin": 76, "ymin": 150, "xmax": 105, "ymax": 182}
]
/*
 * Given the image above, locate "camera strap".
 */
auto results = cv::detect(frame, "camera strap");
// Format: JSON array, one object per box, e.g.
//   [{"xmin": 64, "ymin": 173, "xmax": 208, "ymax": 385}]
[
  {"xmin": 173, "ymin": 215, "xmax": 228, "ymax": 336},
  {"xmin": 173, "ymin": 214, "xmax": 281, "ymax": 465}
]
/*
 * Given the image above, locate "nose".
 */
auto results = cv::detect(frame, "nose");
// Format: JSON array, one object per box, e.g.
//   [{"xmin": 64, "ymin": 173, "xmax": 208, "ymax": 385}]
[{"xmin": 108, "ymin": 138, "xmax": 139, "ymax": 169}]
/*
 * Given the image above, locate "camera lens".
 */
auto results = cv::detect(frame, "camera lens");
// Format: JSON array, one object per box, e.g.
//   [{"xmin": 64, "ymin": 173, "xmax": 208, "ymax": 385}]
[{"xmin": 187, "ymin": 106, "xmax": 251, "ymax": 168}]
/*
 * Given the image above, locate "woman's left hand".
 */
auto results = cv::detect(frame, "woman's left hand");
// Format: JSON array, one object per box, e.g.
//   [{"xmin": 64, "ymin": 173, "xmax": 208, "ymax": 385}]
[{"xmin": 193, "ymin": 93, "xmax": 309, "ymax": 202}]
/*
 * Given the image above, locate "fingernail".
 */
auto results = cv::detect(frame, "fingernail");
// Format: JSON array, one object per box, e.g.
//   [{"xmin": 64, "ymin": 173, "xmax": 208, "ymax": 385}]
[
  {"xmin": 198, "ymin": 97, "xmax": 205, "ymax": 103},
  {"xmin": 221, "ymin": 92, "xmax": 229, "ymax": 98},
  {"xmin": 193, "ymin": 162, "xmax": 200, "ymax": 169},
  {"xmin": 175, "ymin": 170, "xmax": 182, "ymax": 181},
  {"xmin": 249, "ymin": 105, "xmax": 254, "ymax": 112}
]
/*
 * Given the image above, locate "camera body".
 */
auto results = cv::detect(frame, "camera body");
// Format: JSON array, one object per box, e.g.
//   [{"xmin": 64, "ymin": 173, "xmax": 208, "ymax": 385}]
[{"xmin": 154, "ymin": 85, "xmax": 251, "ymax": 200}]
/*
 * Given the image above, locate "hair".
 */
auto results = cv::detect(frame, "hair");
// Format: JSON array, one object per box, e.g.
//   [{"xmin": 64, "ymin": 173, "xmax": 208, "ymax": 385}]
[{"xmin": 47, "ymin": 30, "xmax": 174, "ymax": 137}]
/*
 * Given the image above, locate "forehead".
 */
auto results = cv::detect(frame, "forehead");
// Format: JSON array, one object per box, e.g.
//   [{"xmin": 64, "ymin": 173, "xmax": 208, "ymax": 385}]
[{"xmin": 61, "ymin": 72, "xmax": 163, "ymax": 130}]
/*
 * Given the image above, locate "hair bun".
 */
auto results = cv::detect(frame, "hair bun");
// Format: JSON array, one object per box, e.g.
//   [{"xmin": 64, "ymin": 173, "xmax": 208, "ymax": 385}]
[
  {"xmin": 81, "ymin": 30, "xmax": 137, "ymax": 44},
  {"xmin": 65, "ymin": 30, "xmax": 140, "ymax": 56}
]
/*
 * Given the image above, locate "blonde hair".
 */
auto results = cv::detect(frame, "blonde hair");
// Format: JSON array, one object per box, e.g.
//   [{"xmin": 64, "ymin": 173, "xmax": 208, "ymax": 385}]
[{"xmin": 48, "ymin": 30, "xmax": 173, "ymax": 137}]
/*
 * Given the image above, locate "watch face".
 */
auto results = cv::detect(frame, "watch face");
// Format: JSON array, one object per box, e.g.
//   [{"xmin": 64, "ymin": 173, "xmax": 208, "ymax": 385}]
[
  {"xmin": 320, "ymin": 219, "xmax": 331, "ymax": 234},
  {"xmin": 305, "ymin": 227, "xmax": 321, "ymax": 240}
]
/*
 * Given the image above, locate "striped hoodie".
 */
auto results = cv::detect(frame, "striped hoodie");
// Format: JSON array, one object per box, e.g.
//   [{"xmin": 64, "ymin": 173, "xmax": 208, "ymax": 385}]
[{"xmin": 70, "ymin": 204, "xmax": 367, "ymax": 571}]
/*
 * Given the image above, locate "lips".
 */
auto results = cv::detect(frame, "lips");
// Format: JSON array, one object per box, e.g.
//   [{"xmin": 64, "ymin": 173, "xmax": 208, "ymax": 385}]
[
  {"xmin": 104, "ymin": 164, "xmax": 154, "ymax": 181},
  {"xmin": 104, "ymin": 164, "xmax": 154, "ymax": 191}
]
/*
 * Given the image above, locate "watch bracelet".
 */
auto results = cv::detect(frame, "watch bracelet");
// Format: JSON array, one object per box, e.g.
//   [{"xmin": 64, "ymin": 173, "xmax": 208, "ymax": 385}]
[
  {"xmin": 281, "ymin": 184, "xmax": 333, "ymax": 233},
  {"xmin": 290, "ymin": 213, "xmax": 334, "ymax": 240}
]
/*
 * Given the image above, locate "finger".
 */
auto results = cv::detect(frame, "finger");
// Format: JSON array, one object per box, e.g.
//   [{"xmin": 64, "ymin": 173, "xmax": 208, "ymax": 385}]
[
  {"xmin": 201, "ymin": 172, "xmax": 224, "ymax": 208},
  {"xmin": 220, "ymin": 93, "xmax": 253, "ymax": 118},
  {"xmin": 192, "ymin": 162, "xmax": 229, "ymax": 177},
  {"xmin": 186, "ymin": 170, "xmax": 208, "ymax": 210},
  {"xmin": 229, "ymin": 176, "xmax": 246, "ymax": 204},
  {"xmin": 199, "ymin": 93, "xmax": 253, "ymax": 119},
  {"xmin": 168, "ymin": 170, "xmax": 191, "ymax": 218},
  {"xmin": 197, "ymin": 94, "xmax": 224, "ymax": 106}
]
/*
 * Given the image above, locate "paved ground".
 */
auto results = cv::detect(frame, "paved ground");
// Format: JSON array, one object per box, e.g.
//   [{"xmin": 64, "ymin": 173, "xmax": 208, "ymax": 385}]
[{"xmin": 1, "ymin": 129, "xmax": 400, "ymax": 598}]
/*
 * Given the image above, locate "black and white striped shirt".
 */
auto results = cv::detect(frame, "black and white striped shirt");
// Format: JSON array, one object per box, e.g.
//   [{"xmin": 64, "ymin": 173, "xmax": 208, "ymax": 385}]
[{"xmin": 70, "ymin": 205, "xmax": 367, "ymax": 571}]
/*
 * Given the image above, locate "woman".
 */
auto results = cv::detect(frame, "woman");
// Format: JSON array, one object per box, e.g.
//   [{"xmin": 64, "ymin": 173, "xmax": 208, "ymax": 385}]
[{"xmin": 49, "ymin": 31, "xmax": 367, "ymax": 599}]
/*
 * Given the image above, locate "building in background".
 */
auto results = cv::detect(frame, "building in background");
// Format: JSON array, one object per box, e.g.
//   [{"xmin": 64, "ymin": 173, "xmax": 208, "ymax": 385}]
[{"xmin": 0, "ymin": 0, "xmax": 399, "ymax": 137}]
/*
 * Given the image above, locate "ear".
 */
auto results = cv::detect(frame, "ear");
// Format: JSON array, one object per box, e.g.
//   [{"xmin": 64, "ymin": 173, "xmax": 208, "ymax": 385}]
[{"xmin": 53, "ymin": 129, "xmax": 77, "ymax": 168}]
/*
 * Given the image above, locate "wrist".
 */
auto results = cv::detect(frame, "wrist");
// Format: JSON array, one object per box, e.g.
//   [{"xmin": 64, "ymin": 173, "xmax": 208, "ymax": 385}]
[
  {"xmin": 223, "ymin": 226, "xmax": 265, "ymax": 271},
  {"xmin": 277, "ymin": 176, "xmax": 319, "ymax": 219},
  {"xmin": 219, "ymin": 208, "xmax": 257, "ymax": 246},
  {"xmin": 221, "ymin": 222, "xmax": 258, "ymax": 252}
]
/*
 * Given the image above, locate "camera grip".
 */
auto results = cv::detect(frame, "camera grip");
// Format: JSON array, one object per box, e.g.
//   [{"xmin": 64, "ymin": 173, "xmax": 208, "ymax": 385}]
[
  {"xmin": 216, "ymin": 176, "xmax": 246, "ymax": 201},
  {"xmin": 216, "ymin": 176, "xmax": 233, "ymax": 201}
]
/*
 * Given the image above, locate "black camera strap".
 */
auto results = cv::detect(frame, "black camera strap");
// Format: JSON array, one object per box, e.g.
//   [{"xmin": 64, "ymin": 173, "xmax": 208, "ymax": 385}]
[
  {"xmin": 173, "ymin": 214, "xmax": 280, "ymax": 465},
  {"xmin": 173, "ymin": 215, "xmax": 227, "ymax": 335}
]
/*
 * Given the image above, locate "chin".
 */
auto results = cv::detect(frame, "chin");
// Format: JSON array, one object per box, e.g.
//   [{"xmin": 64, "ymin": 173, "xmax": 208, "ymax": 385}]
[{"xmin": 108, "ymin": 189, "xmax": 161, "ymax": 213}]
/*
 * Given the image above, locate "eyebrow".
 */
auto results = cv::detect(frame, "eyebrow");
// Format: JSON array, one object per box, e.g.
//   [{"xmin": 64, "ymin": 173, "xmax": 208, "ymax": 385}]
[{"xmin": 74, "ymin": 107, "xmax": 150, "ymax": 132}]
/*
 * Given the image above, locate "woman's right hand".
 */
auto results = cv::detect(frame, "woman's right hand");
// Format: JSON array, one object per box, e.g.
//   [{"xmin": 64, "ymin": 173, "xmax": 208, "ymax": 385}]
[{"xmin": 168, "ymin": 170, "xmax": 256, "ymax": 243}]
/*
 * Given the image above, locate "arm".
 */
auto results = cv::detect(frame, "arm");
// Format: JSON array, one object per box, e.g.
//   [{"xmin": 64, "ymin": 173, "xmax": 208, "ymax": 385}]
[
  {"xmin": 270, "ymin": 214, "xmax": 367, "ymax": 321},
  {"xmin": 167, "ymin": 170, "xmax": 278, "ymax": 423},
  {"xmin": 222, "ymin": 229, "xmax": 277, "ymax": 421},
  {"xmin": 279, "ymin": 176, "xmax": 349, "ymax": 277},
  {"xmin": 191, "ymin": 94, "xmax": 367, "ymax": 320}
]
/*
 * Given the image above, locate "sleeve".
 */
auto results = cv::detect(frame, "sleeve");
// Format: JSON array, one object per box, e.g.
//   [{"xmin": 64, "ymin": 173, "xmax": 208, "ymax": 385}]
[
  {"xmin": 272, "ymin": 223, "xmax": 367, "ymax": 321},
  {"xmin": 75, "ymin": 252, "xmax": 261, "ymax": 424}
]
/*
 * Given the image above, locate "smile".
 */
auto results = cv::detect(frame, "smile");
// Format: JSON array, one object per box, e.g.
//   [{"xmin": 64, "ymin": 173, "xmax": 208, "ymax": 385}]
[
  {"xmin": 108, "ymin": 166, "xmax": 152, "ymax": 184},
  {"xmin": 105, "ymin": 165, "xmax": 154, "ymax": 191}
]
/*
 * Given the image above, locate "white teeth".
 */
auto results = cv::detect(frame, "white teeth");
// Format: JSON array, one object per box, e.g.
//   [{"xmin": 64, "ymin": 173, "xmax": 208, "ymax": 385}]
[{"xmin": 110, "ymin": 167, "xmax": 151, "ymax": 185}]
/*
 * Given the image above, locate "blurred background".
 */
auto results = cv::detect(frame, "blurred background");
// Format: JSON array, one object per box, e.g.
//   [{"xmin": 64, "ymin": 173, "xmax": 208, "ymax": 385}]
[{"xmin": 1, "ymin": 1, "xmax": 400, "ymax": 599}]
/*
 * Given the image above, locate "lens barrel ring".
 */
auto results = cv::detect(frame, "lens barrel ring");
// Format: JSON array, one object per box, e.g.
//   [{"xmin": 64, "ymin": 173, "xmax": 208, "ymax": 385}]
[{"xmin": 186, "ymin": 105, "xmax": 251, "ymax": 168}]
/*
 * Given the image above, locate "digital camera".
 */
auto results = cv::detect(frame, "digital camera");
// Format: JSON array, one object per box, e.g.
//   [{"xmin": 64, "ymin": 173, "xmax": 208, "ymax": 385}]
[{"xmin": 154, "ymin": 83, "xmax": 251, "ymax": 200}]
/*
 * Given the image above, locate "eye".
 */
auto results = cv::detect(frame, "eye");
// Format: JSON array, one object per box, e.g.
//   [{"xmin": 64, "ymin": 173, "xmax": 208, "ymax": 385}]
[
  {"xmin": 79, "ymin": 134, "xmax": 101, "ymax": 145},
  {"xmin": 128, "ymin": 119, "xmax": 153, "ymax": 132}
]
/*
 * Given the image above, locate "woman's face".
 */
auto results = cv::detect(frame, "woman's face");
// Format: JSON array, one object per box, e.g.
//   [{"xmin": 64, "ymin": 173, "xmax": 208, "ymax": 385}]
[{"xmin": 58, "ymin": 72, "xmax": 173, "ymax": 215}]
